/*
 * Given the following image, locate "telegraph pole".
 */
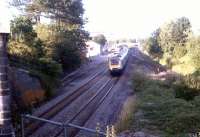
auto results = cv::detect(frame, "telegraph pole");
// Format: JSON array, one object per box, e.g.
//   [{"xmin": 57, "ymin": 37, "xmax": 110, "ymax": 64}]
[{"xmin": 0, "ymin": 22, "xmax": 14, "ymax": 137}]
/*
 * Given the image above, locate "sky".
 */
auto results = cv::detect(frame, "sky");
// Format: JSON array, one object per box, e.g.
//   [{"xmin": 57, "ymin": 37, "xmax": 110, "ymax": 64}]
[
  {"xmin": 83, "ymin": 0, "xmax": 200, "ymax": 39},
  {"xmin": 0, "ymin": 0, "xmax": 12, "ymax": 32},
  {"xmin": 1, "ymin": 0, "xmax": 200, "ymax": 39}
]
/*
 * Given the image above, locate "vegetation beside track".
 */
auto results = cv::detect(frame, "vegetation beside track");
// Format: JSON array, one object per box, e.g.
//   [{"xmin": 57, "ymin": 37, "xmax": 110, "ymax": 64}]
[
  {"xmin": 116, "ymin": 66, "xmax": 200, "ymax": 136},
  {"xmin": 116, "ymin": 17, "xmax": 200, "ymax": 137}
]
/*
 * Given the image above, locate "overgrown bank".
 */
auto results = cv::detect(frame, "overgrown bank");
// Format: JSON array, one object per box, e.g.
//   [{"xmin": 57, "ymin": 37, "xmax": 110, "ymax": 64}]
[
  {"xmin": 142, "ymin": 17, "xmax": 199, "ymax": 75},
  {"xmin": 116, "ymin": 65, "xmax": 200, "ymax": 136},
  {"xmin": 9, "ymin": 0, "xmax": 89, "ymax": 133},
  {"xmin": 115, "ymin": 17, "xmax": 200, "ymax": 136}
]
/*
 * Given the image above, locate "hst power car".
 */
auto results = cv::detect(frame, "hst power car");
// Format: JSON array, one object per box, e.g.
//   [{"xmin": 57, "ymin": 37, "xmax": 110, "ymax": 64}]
[{"xmin": 108, "ymin": 45, "xmax": 129, "ymax": 75}]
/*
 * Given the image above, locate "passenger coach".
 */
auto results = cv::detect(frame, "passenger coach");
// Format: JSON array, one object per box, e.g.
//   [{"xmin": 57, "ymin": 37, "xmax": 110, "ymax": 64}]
[{"xmin": 108, "ymin": 45, "xmax": 129, "ymax": 75}]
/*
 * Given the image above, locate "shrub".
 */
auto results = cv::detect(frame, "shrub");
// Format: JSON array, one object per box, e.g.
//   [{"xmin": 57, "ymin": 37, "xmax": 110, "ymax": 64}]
[
  {"xmin": 115, "ymin": 96, "xmax": 136, "ymax": 133},
  {"xmin": 173, "ymin": 46, "xmax": 187, "ymax": 58},
  {"xmin": 8, "ymin": 41, "xmax": 40, "ymax": 59},
  {"xmin": 138, "ymin": 86, "xmax": 200, "ymax": 135},
  {"xmin": 37, "ymin": 58, "xmax": 62, "ymax": 77},
  {"xmin": 174, "ymin": 72, "xmax": 200, "ymax": 100},
  {"xmin": 132, "ymin": 71, "xmax": 149, "ymax": 92},
  {"xmin": 54, "ymin": 45, "xmax": 82, "ymax": 69},
  {"xmin": 130, "ymin": 71, "xmax": 200, "ymax": 135},
  {"xmin": 29, "ymin": 69, "xmax": 59, "ymax": 98},
  {"xmin": 174, "ymin": 85, "xmax": 197, "ymax": 101}
]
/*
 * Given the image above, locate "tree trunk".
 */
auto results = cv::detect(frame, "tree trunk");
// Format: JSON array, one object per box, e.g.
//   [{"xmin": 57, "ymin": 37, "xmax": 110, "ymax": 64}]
[{"xmin": 0, "ymin": 34, "xmax": 14, "ymax": 137}]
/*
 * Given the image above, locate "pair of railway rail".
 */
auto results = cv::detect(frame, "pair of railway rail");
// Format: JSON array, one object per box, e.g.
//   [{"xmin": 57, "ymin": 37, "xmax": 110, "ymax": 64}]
[
  {"xmin": 61, "ymin": 61, "xmax": 106, "ymax": 86},
  {"xmin": 23, "ymin": 66, "xmax": 119, "ymax": 137}
]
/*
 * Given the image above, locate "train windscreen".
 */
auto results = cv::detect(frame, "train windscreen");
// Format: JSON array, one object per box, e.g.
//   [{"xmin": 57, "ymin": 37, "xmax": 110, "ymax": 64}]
[{"xmin": 110, "ymin": 58, "xmax": 119, "ymax": 65}]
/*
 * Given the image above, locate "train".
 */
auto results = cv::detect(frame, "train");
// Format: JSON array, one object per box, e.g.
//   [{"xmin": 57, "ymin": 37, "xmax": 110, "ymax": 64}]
[{"xmin": 108, "ymin": 44, "xmax": 129, "ymax": 75}]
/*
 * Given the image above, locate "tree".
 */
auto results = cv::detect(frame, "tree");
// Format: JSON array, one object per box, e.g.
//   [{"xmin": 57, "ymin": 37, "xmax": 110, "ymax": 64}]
[
  {"xmin": 186, "ymin": 36, "xmax": 200, "ymax": 69},
  {"xmin": 159, "ymin": 17, "xmax": 191, "ymax": 56},
  {"xmin": 93, "ymin": 34, "xmax": 107, "ymax": 46},
  {"xmin": 12, "ymin": 0, "xmax": 85, "ymax": 26},
  {"xmin": 10, "ymin": 16, "xmax": 37, "ymax": 43},
  {"xmin": 144, "ymin": 28, "xmax": 162, "ymax": 58},
  {"xmin": 9, "ymin": 16, "xmax": 43, "ymax": 59},
  {"xmin": 171, "ymin": 17, "xmax": 191, "ymax": 45}
]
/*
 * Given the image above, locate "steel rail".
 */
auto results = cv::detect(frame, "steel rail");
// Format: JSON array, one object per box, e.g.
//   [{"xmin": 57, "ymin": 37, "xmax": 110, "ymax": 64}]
[
  {"xmin": 54, "ymin": 77, "xmax": 119, "ymax": 137},
  {"xmin": 25, "ymin": 68, "xmax": 107, "ymax": 136}
]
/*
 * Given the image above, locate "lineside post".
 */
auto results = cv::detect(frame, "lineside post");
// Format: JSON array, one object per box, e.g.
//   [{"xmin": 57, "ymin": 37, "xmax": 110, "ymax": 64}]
[
  {"xmin": 21, "ymin": 115, "xmax": 24, "ymax": 137},
  {"xmin": 63, "ymin": 125, "xmax": 67, "ymax": 137}
]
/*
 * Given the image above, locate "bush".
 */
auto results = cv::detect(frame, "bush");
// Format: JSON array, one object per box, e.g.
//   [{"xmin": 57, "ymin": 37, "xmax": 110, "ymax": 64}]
[
  {"xmin": 54, "ymin": 45, "xmax": 82, "ymax": 69},
  {"xmin": 174, "ymin": 85, "xmax": 197, "ymax": 101},
  {"xmin": 132, "ymin": 71, "xmax": 149, "ymax": 92},
  {"xmin": 138, "ymin": 82, "xmax": 200, "ymax": 135},
  {"xmin": 130, "ymin": 70, "xmax": 200, "ymax": 135},
  {"xmin": 173, "ymin": 46, "xmax": 187, "ymax": 58},
  {"xmin": 29, "ymin": 69, "xmax": 59, "ymax": 98},
  {"xmin": 8, "ymin": 41, "xmax": 41, "ymax": 59},
  {"xmin": 174, "ymin": 72, "xmax": 200, "ymax": 100},
  {"xmin": 37, "ymin": 58, "xmax": 62, "ymax": 77},
  {"xmin": 115, "ymin": 96, "xmax": 136, "ymax": 133}
]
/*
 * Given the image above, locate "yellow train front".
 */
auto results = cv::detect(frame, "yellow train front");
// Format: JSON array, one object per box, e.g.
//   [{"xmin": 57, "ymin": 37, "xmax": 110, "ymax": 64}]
[{"xmin": 108, "ymin": 46, "xmax": 129, "ymax": 75}]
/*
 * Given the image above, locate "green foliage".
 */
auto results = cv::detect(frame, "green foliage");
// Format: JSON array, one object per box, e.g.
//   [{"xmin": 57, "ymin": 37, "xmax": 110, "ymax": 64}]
[
  {"xmin": 174, "ymin": 71, "xmax": 200, "ymax": 100},
  {"xmin": 189, "ymin": 51, "xmax": 200, "ymax": 69},
  {"xmin": 174, "ymin": 84, "xmax": 198, "ymax": 101},
  {"xmin": 93, "ymin": 34, "xmax": 107, "ymax": 46},
  {"xmin": 30, "ymin": 70, "xmax": 58, "ymax": 98},
  {"xmin": 25, "ymin": 0, "xmax": 84, "ymax": 25},
  {"xmin": 38, "ymin": 26, "xmax": 88, "ymax": 69},
  {"xmin": 144, "ymin": 37, "xmax": 162, "ymax": 58},
  {"xmin": 10, "ymin": 16, "xmax": 37, "ymax": 43},
  {"xmin": 130, "ymin": 71, "xmax": 200, "ymax": 135},
  {"xmin": 183, "ymin": 72, "xmax": 200, "ymax": 90},
  {"xmin": 9, "ymin": 16, "xmax": 44, "ymax": 61},
  {"xmin": 132, "ymin": 71, "xmax": 148, "ymax": 92},
  {"xmin": 12, "ymin": 0, "xmax": 89, "ymax": 71},
  {"xmin": 159, "ymin": 17, "xmax": 191, "ymax": 53},
  {"xmin": 8, "ymin": 41, "xmax": 40, "ymax": 59},
  {"xmin": 171, "ymin": 17, "xmax": 191, "ymax": 44},
  {"xmin": 37, "ymin": 58, "xmax": 62, "ymax": 77},
  {"xmin": 173, "ymin": 46, "xmax": 187, "ymax": 58},
  {"xmin": 144, "ymin": 17, "xmax": 199, "ymax": 75},
  {"xmin": 27, "ymin": 58, "xmax": 62, "ymax": 98},
  {"xmin": 115, "ymin": 97, "xmax": 136, "ymax": 133}
]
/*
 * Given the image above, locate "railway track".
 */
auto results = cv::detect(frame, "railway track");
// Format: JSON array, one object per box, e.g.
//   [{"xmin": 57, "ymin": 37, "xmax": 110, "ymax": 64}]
[
  {"xmin": 54, "ymin": 77, "xmax": 119, "ymax": 137},
  {"xmin": 131, "ymin": 48, "xmax": 166, "ymax": 73},
  {"xmin": 61, "ymin": 62, "xmax": 106, "ymax": 87},
  {"xmin": 25, "ymin": 68, "xmax": 108, "ymax": 136}
]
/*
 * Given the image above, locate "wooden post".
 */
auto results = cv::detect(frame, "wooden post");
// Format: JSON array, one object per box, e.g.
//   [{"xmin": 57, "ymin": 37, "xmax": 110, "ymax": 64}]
[
  {"xmin": 0, "ymin": 32, "xmax": 14, "ymax": 136},
  {"xmin": 111, "ymin": 126, "xmax": 116, "ymax": 137},
  {"xmin": 106, "ymin": 126, "xmax": 110, "ymax": 137}
]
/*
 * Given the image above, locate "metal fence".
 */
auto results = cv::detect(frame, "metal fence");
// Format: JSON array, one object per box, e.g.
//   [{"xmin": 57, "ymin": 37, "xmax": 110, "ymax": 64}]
[{"xmin": 21, "ymin": 114, "xmax": 106, "ymax": 137}]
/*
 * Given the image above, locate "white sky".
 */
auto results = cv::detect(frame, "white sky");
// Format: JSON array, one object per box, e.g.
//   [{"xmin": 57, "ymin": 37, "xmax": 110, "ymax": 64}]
[
  {"xmin": 1, "ymin": 0, "xmax": 200, "ymax": 39},
  {"xmin": 83, "ymin": 0, "xmax": 200, "ymax": 39}
]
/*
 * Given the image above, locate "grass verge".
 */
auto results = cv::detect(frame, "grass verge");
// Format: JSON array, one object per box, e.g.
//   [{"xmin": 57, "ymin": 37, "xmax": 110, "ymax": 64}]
[{"xmin": 116, "ymin": 70, "xmax": 200, "ymax": 136}]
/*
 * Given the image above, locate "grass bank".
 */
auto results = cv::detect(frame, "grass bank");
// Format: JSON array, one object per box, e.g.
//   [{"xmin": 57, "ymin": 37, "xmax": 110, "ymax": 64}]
[{"xmin": 116, "ymin": 69, "xmax": 200, "ymax": 136}]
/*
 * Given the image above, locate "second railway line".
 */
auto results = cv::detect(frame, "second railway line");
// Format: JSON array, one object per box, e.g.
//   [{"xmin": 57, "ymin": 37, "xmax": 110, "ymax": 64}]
[
  {"xmin": 26, "ymin": 66, "xmax": 120, "ymax": 137},
  {"xmin": 25, "ymin": 67, "xmax": 108, "ymax": 136}
]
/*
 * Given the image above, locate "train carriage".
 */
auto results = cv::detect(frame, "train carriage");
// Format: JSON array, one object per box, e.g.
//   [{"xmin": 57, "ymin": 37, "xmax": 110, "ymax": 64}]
[{"xmin": 108, "ymin": 45, "xmax": 129, "ymax": 75}]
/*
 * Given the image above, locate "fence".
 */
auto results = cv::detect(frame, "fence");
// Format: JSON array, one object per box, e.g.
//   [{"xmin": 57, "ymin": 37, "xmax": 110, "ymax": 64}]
[{"xmin": 21, "ymin": 114, "xmax": 107, "ymax": 137}]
